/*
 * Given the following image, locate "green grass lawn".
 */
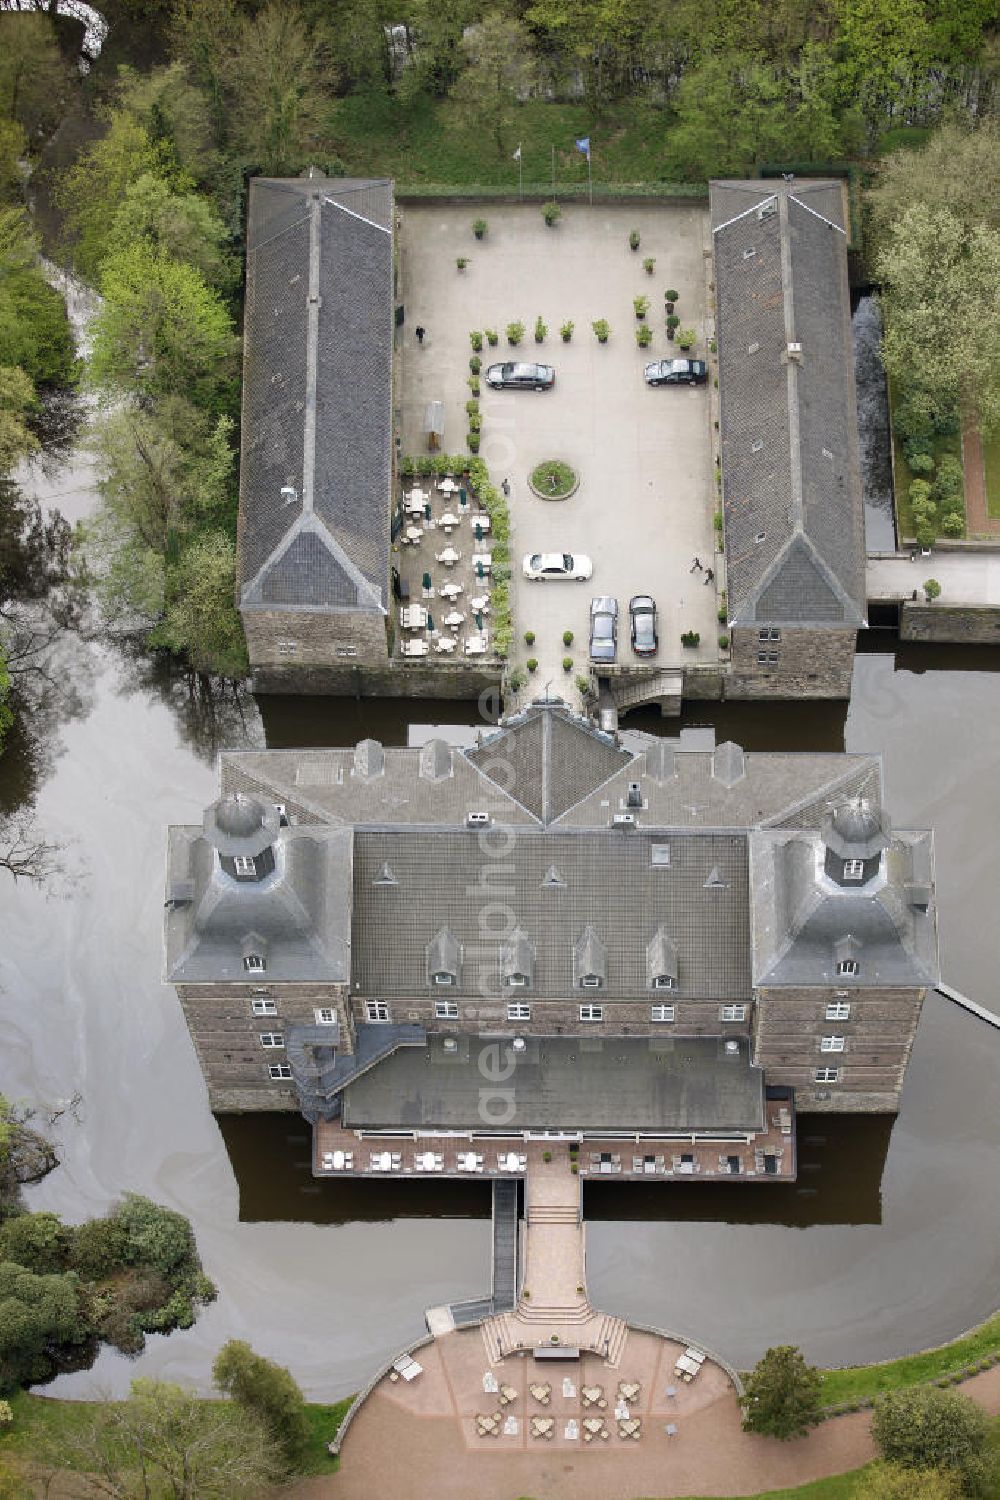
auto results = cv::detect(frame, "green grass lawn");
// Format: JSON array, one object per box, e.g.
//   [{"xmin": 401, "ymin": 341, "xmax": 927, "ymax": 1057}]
[
  {"xmin": 818, "ymin": 1314, "xmax": 1000, "ymax": 1407},
  {"xmin": 983, "ymin": 433, "xmax": 1000, "ymax": 520},
  {"xmin": 329, "ymin": 90, "xmax": 695, "ymax": 192}
]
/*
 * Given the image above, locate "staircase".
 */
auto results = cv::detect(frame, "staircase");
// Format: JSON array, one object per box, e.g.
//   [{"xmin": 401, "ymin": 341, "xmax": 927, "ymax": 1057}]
[
  {"xmin": 612, "ymin": 668, "xmax": 684, "ymax": 717},
  {"xmin": 526, "ymin": 1203, "xmax": 580, "ymax": 1225}
]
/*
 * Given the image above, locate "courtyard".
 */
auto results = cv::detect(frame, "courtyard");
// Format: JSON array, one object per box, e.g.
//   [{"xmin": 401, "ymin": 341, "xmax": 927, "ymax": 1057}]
[{"xmin": 397, "ymin": 201, "xmax": 721, "ymax": 700}]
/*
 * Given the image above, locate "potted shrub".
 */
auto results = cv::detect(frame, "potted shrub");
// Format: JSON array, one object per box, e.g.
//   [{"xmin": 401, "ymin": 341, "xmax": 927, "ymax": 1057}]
[
  {"xmin": 560, "ymin": 320, "xmax": 574, "ymax": 342},
  {"xmin": 664, "ymin": 288, "xmax": 678, "ymax": 313},
  {"xmin": 472, "ymin": 218, "xmax": 488, "ymax": 239},
  {"xmin": 527, "ymin": 657, "xmax": 539, "ymax": 672},
  {"xmin": 470, "ymin": 330, "xmax": 483, "ymax": 351},
  {"xmin": 507, "ymin": 666, "xmax": 527, "ymax": 692},
  {"xmin": 456, "ymin": 257, "xmax": 468, "ymax": 271},
  {"xmin": 485, "ymin": 328, "xmax": 499, "ymax": 346},
  {"xmin": 677, "ymin": 327, "xmax": 696, "ymax": 350},
  {"xmin": 534, "ymin": 315, "xmax": 547, "ymax": 343},
  {"xmin": 563, "ymin": 629, "xmax": 573, "ymax": 646},
  {"xmin": 629, "ymin": 228, "xmax": 640, "ymax": 251},
  {"xmin": 592, "ymin": 319, "xmax": 611, "ymax": 343},
  {"xmin": 524, "ymin": 630, "xmax": 535, "ymax": 646},
  {"xmin": 506, "ymin": 320, "xmax": 525, "ymax": 346},
  {"xmin": 468, "ymin": 375, "xmax": 480, "ymax": 396},
  {"xmin": 542, "ymin": 201, "xmax": 561, "ymax": 227},
  {"xmin": 718, "ymin": 633, "xmax": 729, "ymax": 649},
  {"xmin": 680, "ymin": 630, "xmax": 700, "ymax": 648},
  {"xmin": 470, "ymin": 354, "xmax": 481, "ymax": 374},
  {"xmin": 562, "ymin": 655, "xmax": 573, "ymax": 672},
  {"xmin": 717, "ymin": 605, "xmax": 728, "ymax": 624},
  {"xmin": 469, "ymin": 412, "xmax": 482, "ymax": 432},
  {"xmin": 467, "ymin": 430, "xmax": 480, "ymax": 453},
  {"xmin": 465, "ymin": 398, "xmax": 479, "ymax": 416},
  {"xmin": 643, "ymin": 256, "xmax": 655, "ymax": 275},
  {"xmin": 666, "ymin": 313, "xmax": 680, "ymax": 340},
  {"xmin": 575, "ymin": 674, "xmax": 590, "ymax": 694},
  {"xmin": 635, "ymin": 324, "xmax": 652, "ymax": 348},
  {"xmin": 542, "ymin": 1149, "xmax": 552, "ymax": 1162},
  {"xmin": 923, "ymin": 577, "xmax": 942, "ymax": 601},
  {"xmin": 633, "ymin": 294, "xmax": 650, "ymax": 320}
]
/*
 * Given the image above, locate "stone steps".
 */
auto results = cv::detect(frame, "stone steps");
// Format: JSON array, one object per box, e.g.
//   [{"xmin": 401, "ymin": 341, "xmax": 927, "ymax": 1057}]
[
  {"xmin": 595, "ymin": 1313, "xmax": 629, "ymax": 1368},
  {"xmin": 526, "ymin": 1203, "xmax": 580, "ymax": 1224},
  {"xmin": 516, "ymin": 1299, "xmax": 593, "ymax": 1324}
]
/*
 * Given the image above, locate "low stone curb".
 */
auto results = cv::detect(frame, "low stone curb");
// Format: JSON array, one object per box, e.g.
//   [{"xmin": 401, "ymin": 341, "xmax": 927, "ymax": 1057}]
[{"xmin": 527, "ymin": 469, "xmax": 580, "ymax": 502}]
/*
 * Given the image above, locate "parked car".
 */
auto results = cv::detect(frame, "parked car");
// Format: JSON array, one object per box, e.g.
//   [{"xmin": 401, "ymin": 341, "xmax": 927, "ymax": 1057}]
[
  {"xmin": 485, "ymin": 361, "xmax": 555, "ymax": 391},
  {"xmin": 522, "ymin": 552, "xmax": 593, "ymax": 582},
  {"xmin": 589, "ymin": 596, "xmax": 619, "ymax": 663},
  {"xmin": 644, "ymin": 358, "xmax": 707, "ymax": 387},
  {"xmin": 629, "ymin": 595, "xmax": 658, "ymax": 656}
]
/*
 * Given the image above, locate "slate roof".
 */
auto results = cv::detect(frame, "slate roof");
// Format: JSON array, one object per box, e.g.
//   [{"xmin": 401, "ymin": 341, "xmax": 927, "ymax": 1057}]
[
  {"xmin": 238, "ymin": 173, "xmax": 393, "ymax": 616},
  {"xmin": 467, "ymin": 704, "xmax": 631, "ymax": 824},
  {"xmin": 350, "ymin": 826, "xmax": 751, "ymax": 1000},
  {"xmin": 750, "ymin": 829, "xmax": 939, "ymax": 988},
  {"xmin": 339, "ymin": 1033, "xmax": 765, "ymax": 1133},
  {"xmin": 710, "ymin": 179, "xmax": 866, "ymax": 628},
  {"xmin": 164, "ymin": 824, "xmax": 352, "ymax": 983}
]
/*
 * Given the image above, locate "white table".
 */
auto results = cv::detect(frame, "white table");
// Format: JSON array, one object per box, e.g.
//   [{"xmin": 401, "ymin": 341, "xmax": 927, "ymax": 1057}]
[
  {"xmin": 437, "ymin": 548, "xmax": 460, "ymax": 566},
  {"xmin": 472, "ymin": 552, "xmax": 492, "ymax": 573},
  {"xmin": 674, "ymin": 1354, "xmax": 702, "ymax": 1379},
  {"xmin": 439, "ymin": 582, "xmax": 463, "ymax": 600},
  {"xmin": 444, "ymin": 610, "xmax": 465, "ymax": 628},
  {"xmin": 438, "ymin": 477, "xmax": 458, "ymax": 494},
  {"xmin": 416, "ymin": 1151, "xmax": 436, "ymax": 1170},
  {"xmin": 501, "ymin": 1152, "xmax": 522, "ymax": 1171},
  {"xmin": 470, "ymin": 594, "xmax": 490, "ymax": 610},
  {"xmin": 404, "ymin": 525, "xmax": 423, "ymax": 543},
  {"xmin": 407, "ymin": 488, "xmax": 427, "ymax": 503},
  {"xmin": 465, "ymin": 635, "xmax": 488, "ymax": 655},
  {"xmin": 440, "ymin": 511, "xmax": 459, "ymax": 529},
  {"xmin": 434, "ymin": 636, "xmax": 456, "ymax": 653},
  {"xmin": 401, "ymin": 639, "xmax": 429, "ymax": 657},
  {"xmin": 401, "ymin": 605, "xmax": 428, "ymax": 630},
  {"xmin": 332, "ymin": 1150, "xmax": 345, "ymax": 1170}
]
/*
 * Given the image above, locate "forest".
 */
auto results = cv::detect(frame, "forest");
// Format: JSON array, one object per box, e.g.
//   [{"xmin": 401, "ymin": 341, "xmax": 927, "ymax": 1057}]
[{"xmin": 0, "ymin": 0, "xmax": 998, "ymax": 684}]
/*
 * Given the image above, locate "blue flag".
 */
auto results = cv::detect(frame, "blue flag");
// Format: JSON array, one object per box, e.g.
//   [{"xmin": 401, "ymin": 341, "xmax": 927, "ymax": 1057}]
[{"xmin": 575, "ymin": 137, "xmax": 591, "ymax": 160}]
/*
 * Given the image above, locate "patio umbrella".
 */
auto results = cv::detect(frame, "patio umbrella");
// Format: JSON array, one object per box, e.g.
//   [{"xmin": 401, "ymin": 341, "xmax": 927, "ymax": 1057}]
[
  {"xmin": 475, "ymin": 611, "xmax": 483, "ymax": 630},
  {"xmin": 426, "ymin": 612, "xmax": 435, "ymax": 632},
  {"xmin": 458, "ymin": 487, "xmax": 467, "ymax": 508},
  {"xmin": 424, "ymin": 502, "xmax": 431, "ymax": 520},
  {"xmin": 422, "ymin": 572, "xmax": 432, "ymax": 592},
  {"xmin": 474, "ymin": 521, "xmax": 483, "ymax": 542},
  {"xmin": 476, "ymin": 560, "xmax": 485, "ymax": 579}
]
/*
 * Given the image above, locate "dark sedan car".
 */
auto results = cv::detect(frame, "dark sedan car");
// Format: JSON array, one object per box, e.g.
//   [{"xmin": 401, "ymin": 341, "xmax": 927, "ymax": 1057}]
[
  {"xmin": 485, "ymin": 361, "xmax": 555, "ymax": 391},
  {"xmin": 644, "ymin": 357, "xmax": 707, "ymax": 387},
  {"xmin": 629, "ymin": 594, "xmax": 658, "ymax": 656},
  {"xmin": 589, "ymin": 595, "xmax": 619, "ymax": 664}
]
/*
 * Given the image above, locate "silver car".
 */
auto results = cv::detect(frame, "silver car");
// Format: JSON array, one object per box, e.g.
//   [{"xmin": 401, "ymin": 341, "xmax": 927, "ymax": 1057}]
[{"xmin": 589, "ymin": 596, "xmax": 618, "ymax": 663}]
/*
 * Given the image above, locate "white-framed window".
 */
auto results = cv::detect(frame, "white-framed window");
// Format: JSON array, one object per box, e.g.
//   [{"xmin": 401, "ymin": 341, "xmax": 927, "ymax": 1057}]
[
  {"xmin": 826, "ymin": 1001, "xmax": 851, "ymax": 1021},
  {"xmin": 650, "ymin": 1004, "xmax": 675, "ymax": 1022},
  {"xmin": 259, "ymin": 1032, "xmax": 284, "ymax": 1049},
  {"xmin": 434, "ymin": 1000, "xmax": 459, "ymax": 1019},
  {"xmin": 757, "ymin": 650, "xmax": 780, "ymax": 665},
  {"xmin": 815, "ymin": 1067, "xmax": 840, "ymax": 1084},
  {"xmin": 268, "ymin": 1063, "xmax": 292, "ymax": 1080},
  {"xmin": 433, "ymin": 972, "xmax": 455, "ymax": 987},
  {"xmin": 233, "ymin": 854, "xmax": 256, "ymax": 876},
  {"xmin": 820, "ymin": 1035, "xmax": 846, "ymax": 1053},
  {"xmin": 507, "ymin": 1003, "xmax": 532, "ymax": 1021},
  {"xmin": 244, "ymin": 954, "xmax": 266, "ymax": 974},
  {"xmin": 842, "ymin": 858, "xmax": 865, "ymax": 881},
  {"xmin": 314, "ymin": 1007, "xmax": 337, "ymax": 1025},
  {"xmin": 277, "ymin": 639, "xmax": 298, "ymax": 658},
  {"xmin": 365, "ymin": 1000, "xmax": 390, "ymax": 1023},
  {"xmin": 652, "ymin": 975, "xmax": 676, "ymax": 991},
  {"xmin": 251, "ymin": 997, "xmax": 277, "ymax": 1016},
  {"xmin": 758, "ymin": 627, "xmax": 781, "ymax": 642},
  {"xmin": 579, "ymin": 1004, "xmax": 604, "ymax": 1022},
  {"xmin": 720, "ymin": 1004, "xmax": 746, "ymax": 1022},
  {"xmin": 506, "ymin": 973, "xmax": 528, "ymax": 988},
  {"xmin": 580, "ymin": 974, "xmax": 603, "ymax": 989},
  {"xmin": 836, "ymin": 959, "xmax": 859, "ymax": 976}
]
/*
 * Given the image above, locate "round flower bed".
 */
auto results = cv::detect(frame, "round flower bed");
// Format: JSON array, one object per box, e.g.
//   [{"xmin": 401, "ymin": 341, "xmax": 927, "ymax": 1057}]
[{"xmin": 528, "ymin": 460, "xmax": 579, "ymax": 501}]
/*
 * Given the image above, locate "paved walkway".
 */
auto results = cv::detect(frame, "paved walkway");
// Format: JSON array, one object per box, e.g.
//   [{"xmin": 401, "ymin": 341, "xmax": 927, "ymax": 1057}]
[
  {"xmin": 867, "ymin": 547, "xmax": 1000, "ymax": 605},
  {"xmin": 962, "ymin": 415, "xmax": 999, "ymax": 537},
  {"xmin": 286, "ymin": 1358, "xmax": 1000, "ymax": 1500}
]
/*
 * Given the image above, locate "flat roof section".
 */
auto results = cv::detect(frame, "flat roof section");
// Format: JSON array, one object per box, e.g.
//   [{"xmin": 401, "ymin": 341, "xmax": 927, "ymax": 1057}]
[{"xmin": 339, "ymin": 1034, "xmax": 765, "ymax": 1134}]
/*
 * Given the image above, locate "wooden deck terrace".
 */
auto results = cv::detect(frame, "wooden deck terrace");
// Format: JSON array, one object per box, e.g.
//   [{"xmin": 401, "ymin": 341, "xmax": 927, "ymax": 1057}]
[{"xmin": 313, "ymin": 1105, "xmax": 796, "ymax": 1183}]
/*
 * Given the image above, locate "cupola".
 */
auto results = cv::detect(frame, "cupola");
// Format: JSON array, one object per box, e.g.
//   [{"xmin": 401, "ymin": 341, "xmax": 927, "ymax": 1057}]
[{"xmin": 203, "ymin": 793, "xmax": 280, "ymax": 883}]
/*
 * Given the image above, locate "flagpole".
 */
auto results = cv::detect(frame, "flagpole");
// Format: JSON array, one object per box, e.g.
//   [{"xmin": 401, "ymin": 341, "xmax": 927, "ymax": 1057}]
[
  {"xmin": 519, "ymin": 151, "xmax": 523, "ymax": 203},
  {"xmin": 588, "ymin": 148, "xmax": 593, "ymax": 206},
  {"xmin": 551, "ymin": 144, "xmax": 556, "ymax": 199}
]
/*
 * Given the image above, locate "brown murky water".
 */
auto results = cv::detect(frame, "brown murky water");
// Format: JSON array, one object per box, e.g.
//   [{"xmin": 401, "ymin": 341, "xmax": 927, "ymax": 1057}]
[{"xmin": 3, "ymin": 632, "xmax": 1000, "ymax": 1398}]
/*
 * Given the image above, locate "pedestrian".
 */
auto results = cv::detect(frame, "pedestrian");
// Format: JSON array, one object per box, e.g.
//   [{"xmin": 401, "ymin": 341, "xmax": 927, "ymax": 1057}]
[
  {"xmin": 501, "ymin": 478, "xmax": 510, "ymax": 497},
  {"xmin": 415, "ymin": 325, "xmax": 425, "ymax": 345},
  {"xmin": 689, "ymin": 556, "xmax": 703, "ymax": 572},
  {"xmin": 704, "ymin": 567, "xmax": 714, "ymax": 584}
]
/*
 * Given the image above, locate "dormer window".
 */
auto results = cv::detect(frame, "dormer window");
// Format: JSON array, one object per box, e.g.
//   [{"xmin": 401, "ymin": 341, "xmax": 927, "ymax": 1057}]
[
  {"xmin": 244, "ymin": 954, "xmax": 266, "ymax": 974},
  {"xmin": 653, "ymin": 975, "xmax": 675, "ymax": 991},
  {"xmin": 233, "ymin": 854, "xmax": 256, "ymax": 877},
  {"xmin": 842, "ymin": 858, "xmax": 865, "ymax": 881},
  {"xmin": 581, "ymin": 974, "xmax": 603, "ymax": 990},
  {"xmin": 507, "ymin": 973, "xmax": 528, "ymax": 988},
  {"xmin": 836, "ymin": 959, "xmax": 859, "ymax": 977},
  {"xmin": 433, "ymin": 972, "xmax": 455, "ymax": 986}
]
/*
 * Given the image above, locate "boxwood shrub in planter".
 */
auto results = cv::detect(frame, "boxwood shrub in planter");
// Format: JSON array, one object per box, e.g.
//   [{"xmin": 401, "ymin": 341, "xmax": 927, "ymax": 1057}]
[
  {"xmin": 467, "ymin": 431, "xmax": 480, "ymax": 453},
  {"xmin": 534, "ymin": 315, "xmax": 547, "ymax": 343},
  {"xmin": 470, "ymin": 354, "xmax": 481, "ymax": 374},
  {"xmin": 524, "ymin": 630, "xmax": 535, "ymax": 646},
  {"xmin": 470, "ymin": 330, "xmax": 483, "ymax": 351},
  {"xmin": 681, "ymin": 630, "xmax": 700, "ymax": 647},
  {"xmin": 456, "ymin": 257, "xmax": 468, "ymax": 271},
  {"xmin": 635, "ymin": 324, "xmax": 652, "ymax": 348},
  {"xmin": 507, "ymin": 320, "xmax": 525, "ymax": 346},
  {"xmin": 542, "ymin": 202, "xmax": 561, "ymax": 227},
  {"xmin": 643, "ymin": 257, "xmax": 655, "ymax": 275},
  {"xmin": 563, "ymin": 630, "xmax": 573, "ymax": 646},
  {"xmin": 633, "ymin": 294, "xmax": 650, "ymax": 320},
  {"xmin": 560, "ymin": 321, "xmax": 574, "ymax": 342},
  {"xmin": 562, "ymin": 656, "xmax": 573, "ymax": 671},
  {"xmin": 629, "ymin": 229, "xmax": 640, "ymax": 250},
  {"xmin": 472, "ymin": 218, "xmax": 488, "ymax": 239},
  {"xmin": 592, "ymin": 319, "xmax": 611, "ymax": 343},
  {"xmin": 485, "ymin": 328, "xmax": 499, "ymax": 346},
  {"xmin": 527, "ymin": 657, "xmax": 539, "ymax": 672}
]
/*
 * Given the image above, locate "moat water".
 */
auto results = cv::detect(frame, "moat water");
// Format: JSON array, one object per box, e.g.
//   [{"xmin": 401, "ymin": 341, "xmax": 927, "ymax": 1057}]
[{"xmin": 2, "ymin": 631, "xmax": 1000, "ymax": 1399}]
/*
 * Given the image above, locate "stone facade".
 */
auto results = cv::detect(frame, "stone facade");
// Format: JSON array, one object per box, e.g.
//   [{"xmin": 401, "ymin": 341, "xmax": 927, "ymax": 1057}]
[
  {"xmin": 241, "ymin": 606, "xmax": 390, "ymax": 673},
  {"xmin": 753, "ymin": 985, "xmax": 925, "ymax": 1112},
  {"xmin": 177, "ymin": 982, "xmax": 352, "ymax": 1113},
  {"xmin": 900, "ymin": 602, "xmax": 1000, "ymax": 644},
  {"xmin": 726, "ymin": 627, "xmax": 857, "ymax": 699},
  {"xmin": 249, "ymin": 658, "xmax": 502, "ymax": 700}
]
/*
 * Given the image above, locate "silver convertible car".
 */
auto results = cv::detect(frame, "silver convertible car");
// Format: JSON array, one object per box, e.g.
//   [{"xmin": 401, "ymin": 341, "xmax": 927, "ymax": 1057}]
[{"xmin": 522, "ymin": 552, "xmax": 593, "ymax": 582}]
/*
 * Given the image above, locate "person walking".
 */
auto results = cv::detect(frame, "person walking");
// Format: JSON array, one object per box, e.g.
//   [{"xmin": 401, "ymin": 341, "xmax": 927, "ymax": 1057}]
[
  {"xmin": 501, "ymin": 478, "xmax": 511, "ymax": 497},
  {"xmin": 704, "ymin": 567, "xmax": 714, "ymax": 584},
  {"xmin": 415, "ymin": 325, "xmax": 426, "ymax": 345},
  {"xmin": 689, "ymin": 556, "xmax": 703, "ymax": 572}
]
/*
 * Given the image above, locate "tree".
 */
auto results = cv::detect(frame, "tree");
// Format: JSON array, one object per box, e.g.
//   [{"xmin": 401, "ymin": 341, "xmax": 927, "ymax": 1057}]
[
  {"xmin": 222, "ymin": 2, "xmax": 336, "ymax": 175},
  {"xmin": 89, "ymin": 242, "xmax": 237, "ymax": 410},
  {"xmin": 114, "ymin": 1194, "xmax": 198, "ymax": 1277},
  {"xmin": 834, "ymin": 0, "xmax": 931, "ymax": 143},
  {"xmin": 0, "ymin": 1212, "xmax": 70, "ymax": 1274},
  {"xmin": 107, "ymin": 172, "xmax": 232, "ymax": 289},
  {"xmin": 57, "ymin": 112, "xmax": 174, "ymax": 280},
  {"xmin": 450, "ymin": 15, "xmax": 535, "ymax": 158},
  {"xmin": 0, "ymin": 368, "xmax": 35, "ymax": 476},
  {"xmin": 116, "ymin": 62, "xmax": 218, "ymax": 188},
  {"xmin": 872, "ymin": 1385, "xmax": 991, "ymax": 1480},
  {"xmin": 213, "ymin": 1339, "xmax": 310, "ymax": 1469},
  {"xmin": 924, "ymin": 578, "xmax": 942, "ymax": 601},
  {"xmin": 0, "ymin": 644, "xmax": 10, "ymax": 755},
  {"xmin": 741, "ymin": 1345, "xmax": 822, "ymax": 1439},
  {"xmin": 876, "ymin": 204, "xmax": 1000, "ymax": 438},
  {"xmin": 60, "ymin": 1378, "xmax": 281, "ymax": 1500},
  {"xmin": 0, "ymin": 14, "xmax": 72, "ymax": 144},
  {"xmin": 855, "ymin": 1461, "xmax": 962, "ymax": 1500},
  {"xmin": 0, "ymin": 207, "xmax": 74, "ymax": 389},
  {"xmin": 869, "ymin": 121, "xmax": 1000, "ymax": 247},
  {"xmin": 156, "ymin": 531, "xmax": 248, "ymax": 678},
  {"xmin": 0, "ymin": 1260, "xmax": 87, "ymax": 1388}
]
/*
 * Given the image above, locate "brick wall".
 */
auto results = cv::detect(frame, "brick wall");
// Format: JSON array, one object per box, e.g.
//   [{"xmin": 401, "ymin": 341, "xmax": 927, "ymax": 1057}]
[
  {"xmin": 242, "ymin": 606, "xmax": 390, "ymax": 670},
  {"xmin": 754, "ymin": 985, "xmax": 925, "ymax": 1112},
  {"xmin": 726, "ymin": 627, "xmax": 856, "ymax": 698},
  {"xmin": 177, "ymin": 982, "xmax": 352, "ymax": 1113},
  {"xmin": 900, "ymin": 602, "xmax": 1000, "ymax": 644}
]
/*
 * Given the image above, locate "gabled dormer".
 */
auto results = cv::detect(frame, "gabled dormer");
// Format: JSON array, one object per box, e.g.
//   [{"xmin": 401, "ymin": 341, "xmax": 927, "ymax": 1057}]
[
  {"xmin": 646, "ymin": 927, "xmax": 679, "ymax": 991},
  {"xmin": 427, "ymin": 926, "xmax": 461, "ymax": 988},
  {"xmin": 501, "ymin": 927, "xmax": 534, "ymax": 990},
  {"xmin": 573, "ymin": 926, "xmax": 606, "ymax": 990}
]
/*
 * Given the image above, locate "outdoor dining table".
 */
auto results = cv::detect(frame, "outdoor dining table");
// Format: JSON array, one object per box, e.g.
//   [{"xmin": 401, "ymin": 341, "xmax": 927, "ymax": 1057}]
[
  {"xmin": 457, "ymin": 1151, "xmax": 478, "ymax": 1171},
  {"xmin": 404, "ymin": 525, "xmax": 423, "ymax": 543},
  {"xmin": 618, "ymin": 1381, "xmax": 641, "ymax": 1403},
  {"xmin": 444, "ymin": 610, "xmax": 465, "ymax": 628},
  {"xmin": 500, "ymin": 1151, "xmax": 524, "ymax": 1171},
  {"xmin": 439, "ymin": 581, "xmax": 463, "ymax": 599},
  {"xmin": 408, "ymin": 487, "xmax": 427, "ymax": 503},
  {"xmin": 331, "ymin": 1150, "xmax": 345, "ymax": 1170},
  {"xmin": 674, "ymin": 1354, "xmax": 702, "ymax": 1380},
  {"xmin": 581, "ymin": 1386, "xmax": 606, "ymax": 1409},
  {"xmin": 440, "ymin": 511, "xmax": 459, "ymax": 531},
  {"xmin": 529, "ymin": 1382, "xmax": 551, "ymax": 1405},
  {"xmin": 618, "ymin": 1418, "xmax": 641, "ymax": 1440},
  {"xmin": 438, "ymin": 477, "xmax": 458, "ymax": 494},
  {"xmin": 498, "ymin": 1385, "xmax": 518, "ymax": 1407},
  {"xmin": 530, "ymin": 1417, "xmax": 554, "ymax": 1439},
  {"xmin": 464, "ymin": 634, "xmax": 488, "ymax": 655},
  {"xmin": 475, "ymin": 1412, "xmax": 501, "ymax": 1437},
  {"xmin": 437, "ymin": 547, "xmax": 460, "ymax": 566},
  {"xmin": 434, "ymin": 636, "xmax": 456, "ymax": 653},
  {"xmin": 370, "ymin": 1151, "xmax": 392, "ymax": 1171},
  {"xmin": 400, "ymin": 639, "xmax": 429, "ymax": 656},
  {"xmin": 470, "ymin": 593, "xmax": 489, "ymax": 610}
]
